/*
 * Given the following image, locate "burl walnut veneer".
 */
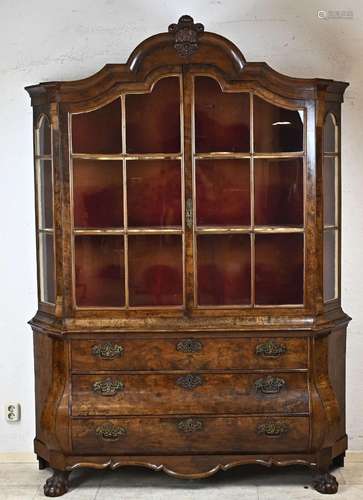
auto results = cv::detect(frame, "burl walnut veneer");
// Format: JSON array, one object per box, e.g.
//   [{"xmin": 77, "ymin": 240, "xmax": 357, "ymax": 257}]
[{"xmin": 26, "ymin": 15, "xmax": 350, "ymax": 496}]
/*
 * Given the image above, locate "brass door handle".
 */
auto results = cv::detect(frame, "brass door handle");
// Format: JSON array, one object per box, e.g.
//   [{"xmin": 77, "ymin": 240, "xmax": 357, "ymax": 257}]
[
  {"xmin": 91, "ymin": 342, "xmax": 124, "ymax": 360},
  {"xmin": 95, "ymin": 424, "xmax": 127, "ymax": 441},
  {"xmin": 254, "ymin": 376, "xmax": 286, "ymax": 394},
  {"xmin": 92, "ymin": 378, "xmax": 124, "ymax": 396}
]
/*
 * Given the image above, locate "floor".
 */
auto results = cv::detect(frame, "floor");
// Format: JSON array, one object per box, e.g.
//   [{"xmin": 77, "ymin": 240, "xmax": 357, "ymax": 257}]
[{"xmin": 1, "ymin": 458, "xmax": 363, "ymax": 499}]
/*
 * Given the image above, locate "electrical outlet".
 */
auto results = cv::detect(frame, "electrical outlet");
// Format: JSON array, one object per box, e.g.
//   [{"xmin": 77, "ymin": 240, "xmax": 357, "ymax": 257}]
[{"xmin": 5, "ymin": 402, "xmax": 21, "ymax": 422}]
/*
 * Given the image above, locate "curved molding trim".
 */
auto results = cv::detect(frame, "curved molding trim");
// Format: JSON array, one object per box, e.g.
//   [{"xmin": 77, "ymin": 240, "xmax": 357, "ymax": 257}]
[{"xmin": 65, "ymin": 457, "xmax": 318, "ymax": 479}]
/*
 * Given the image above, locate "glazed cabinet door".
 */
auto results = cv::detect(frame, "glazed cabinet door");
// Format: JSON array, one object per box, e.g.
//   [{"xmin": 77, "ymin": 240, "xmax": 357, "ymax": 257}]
[
  {"xmin": 69, "ymin": 70, "xmax": 307, "ymax": 312},
  {"xmin": 189, "ymin": 73, "xmax": 305, "ymax": 309},
  {"xmin": 70, "ymin": 75, "xmax": 185, "ymax": 309}
]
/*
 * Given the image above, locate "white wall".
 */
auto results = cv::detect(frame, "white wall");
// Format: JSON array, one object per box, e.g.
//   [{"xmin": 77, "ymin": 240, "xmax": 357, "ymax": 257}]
[{"xmin": 0, "ymin": 0, "xmax": 362, "ymax": 453}]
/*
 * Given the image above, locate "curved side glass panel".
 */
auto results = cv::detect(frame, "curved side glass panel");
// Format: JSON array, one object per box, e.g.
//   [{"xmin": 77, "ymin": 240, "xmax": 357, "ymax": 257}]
[
  {"xmin": 35, "ymin": 115, "xmax": 55, "ymax": 304},
  {"xmin": 323, "ymin": 113, "xmax": 339, "ymax": 302}
]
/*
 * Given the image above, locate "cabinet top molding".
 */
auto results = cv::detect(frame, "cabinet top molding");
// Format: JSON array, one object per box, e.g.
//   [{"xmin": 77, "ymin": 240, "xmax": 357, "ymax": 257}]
[{"xmin": 25, "ymin": 14, "xmax": 348, "ymax": 105}]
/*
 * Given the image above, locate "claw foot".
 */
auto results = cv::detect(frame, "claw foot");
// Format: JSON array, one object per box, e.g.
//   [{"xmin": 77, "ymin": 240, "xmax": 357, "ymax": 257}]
[
  {"xmin": 44, "ymin": 470, "xmax": 69, "ymax": 497},
  {"xmin": 314, "ymin": 472, "xmax": 338, "ymax": 494}
]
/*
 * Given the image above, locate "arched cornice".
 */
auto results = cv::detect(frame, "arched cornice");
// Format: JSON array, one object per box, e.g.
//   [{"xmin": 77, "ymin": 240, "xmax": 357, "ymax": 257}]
[{"xmin": 25, "ymin": 15, "xmax": 348, "ymax": 106}]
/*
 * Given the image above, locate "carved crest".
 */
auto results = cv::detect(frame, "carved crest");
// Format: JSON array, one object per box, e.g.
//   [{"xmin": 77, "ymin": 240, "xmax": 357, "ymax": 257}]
[{"xmin": 168, "ymin": 15, "xmax": 204, "ymax": 57}]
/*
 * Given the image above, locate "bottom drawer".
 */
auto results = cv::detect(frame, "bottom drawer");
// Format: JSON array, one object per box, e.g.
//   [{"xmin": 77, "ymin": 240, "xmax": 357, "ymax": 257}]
[{"xmin": 72, "ymin": 416, "xmax": 309, "ymax": 455}]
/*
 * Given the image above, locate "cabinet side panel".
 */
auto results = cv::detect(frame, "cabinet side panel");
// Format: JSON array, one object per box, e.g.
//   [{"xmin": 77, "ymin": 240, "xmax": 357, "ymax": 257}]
[
  {"xmin": 33, "ymin": 331, "xmax": 53, "ymax": 444},
  {"xmin": 328, "ymin": 326, "xmax": 347, "ymax": 439}
]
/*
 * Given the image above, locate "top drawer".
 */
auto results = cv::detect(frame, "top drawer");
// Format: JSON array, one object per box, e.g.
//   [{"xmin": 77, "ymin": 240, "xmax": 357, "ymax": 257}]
[{"xmin": 71, "ymin": 336, "xmax": 308, "ymax": 372}]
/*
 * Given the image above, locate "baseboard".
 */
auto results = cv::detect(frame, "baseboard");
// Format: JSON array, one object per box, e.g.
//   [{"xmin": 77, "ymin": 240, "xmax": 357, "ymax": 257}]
[
  {"xmin": 347, "ymin": 451, "xmax": 363, "ymax": 462},
  {"xmin": 0, "ymin": 450, "xmax": 362, "ymax": 464},
  {"xmin": 0, "ymin": 452, "xmax": 37, "ymax": 463}
]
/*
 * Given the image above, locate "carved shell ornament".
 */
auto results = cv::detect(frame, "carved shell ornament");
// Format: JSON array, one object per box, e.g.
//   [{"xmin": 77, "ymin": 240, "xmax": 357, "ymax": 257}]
[{"xmin": 168, "ymin": 15, "xmax": 204, "ymax": 57}]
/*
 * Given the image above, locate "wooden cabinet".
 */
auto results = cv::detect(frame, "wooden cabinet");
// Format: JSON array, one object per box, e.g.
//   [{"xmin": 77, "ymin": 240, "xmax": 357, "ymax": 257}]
[{"xmin": 26, "ymin": 15, "xmax": 350, "ymax": 496}]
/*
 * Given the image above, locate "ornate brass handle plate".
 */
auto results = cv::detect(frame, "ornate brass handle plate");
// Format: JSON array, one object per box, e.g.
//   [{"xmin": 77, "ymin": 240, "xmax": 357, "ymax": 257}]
[
  {"xmin": 255, "ymin": 340, "xmax": 287, "ymax": 358},
  {"xmin": 257, "ymin": 421, "xmax": 289, "ymax": 437},
  {"xmin": 92, "ymin": 378, "xmax": 124, "ymax": 396},
  {"xmin": 176, "ymin": 374, "xmax": 203, "ymax": 390},
  {"xmin": 177, "ymin": 418, "xmax": 204, "ymax": 433},
  {"xmin": 91, "ymin": 342, "xmax": 124, "ymax": 360},
  {"xmin": 185, "ymin": 198, "xmax": 193, "ymax": 229},
  {"xmin": 254, "ymin": 375, "xmax": 286, "ymax": 394},
  {"xmin": 96, "ymin": 424, "xmax": 127, "ymax": 441},
  {"xmin": 176, "ymin": 339, "xmax": 203, "ymax": 353}
]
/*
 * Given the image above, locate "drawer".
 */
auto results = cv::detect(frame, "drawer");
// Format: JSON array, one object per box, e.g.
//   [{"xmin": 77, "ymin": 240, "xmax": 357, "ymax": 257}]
[
  {"xmin": 72, "ymin": 416, "xmax": 310, "ymax": 454},
  {"xmin": 71, "ymin": 372, "xmax": 309, "ymax": 416},
  {"xmin": 71, "ymin": 336, "xmax": 308, "ymax": 372}
]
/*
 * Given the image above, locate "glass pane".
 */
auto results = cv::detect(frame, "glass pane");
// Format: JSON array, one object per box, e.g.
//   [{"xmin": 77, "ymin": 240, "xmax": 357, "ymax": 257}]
[
  {"xmin": 197, "ymin": 234, "xmax": 251, "ymax": 305},
  {"xmin": 127, "ymin": 160, "xmax": 181, "ymax": 227},
  {"xmin": 38, "ymin": 116, "xmax": 51, "ymax": 155},
  {"xmin": 323, "ymin": 157, "xmax": 337, "ymax": 227},
  {"xmin": 195, "ymin": 76, "xmax": 250, "ymax": 153},
  {"xmin": 72, "ymin": 99, "xmax": 122, "ymax": 154},
  {"xmin": 255, "ymin": 234, "xmax": 304, "ymax": 305},
  {"xmin": 254, "ymin": 96, "xmax": 303, "ymax": 152},
  {"xmin": 75, "ymin": 235, "xmax": 124, "ymax": 307},
  {"xmin": 128, "ymin": 235, "xmax": 183, "ymax": 306},
  {"xmin": 126, "ymin": 77, "xmax": 180, "ymax": 153},
  {"xmin": 38, "ymin": 160, "xmax": 53, "ymax": 229},
  {"xmin": 324, "ymin": 229, "xmax": 337, "ymax": 301},
  {"xmin": 254, "ymin": 158, "xmax": 303, "ymax": 226},
  {"xmin": 323, "ymin": 114, "xmax": 337, "ymax": 153},
  {"xmin": 73, "ymin": 159, "xmax": 123, "ymax": 228},
  {"xmin": 39, "ymin": 233, "xmax": 55, "ymax": 303},
  {"xmin": 196, "ymin": 159, "xmax": 250, "ymax": 226}
]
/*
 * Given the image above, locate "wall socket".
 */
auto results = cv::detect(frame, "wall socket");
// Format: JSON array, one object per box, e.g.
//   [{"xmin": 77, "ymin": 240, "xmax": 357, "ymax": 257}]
[{"xmin": 5, "ymin": 402, "xmax": 21, "ymax": 422}]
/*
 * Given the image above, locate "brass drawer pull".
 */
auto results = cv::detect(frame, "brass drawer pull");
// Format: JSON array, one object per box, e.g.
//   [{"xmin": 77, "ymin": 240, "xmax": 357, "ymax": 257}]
[
  {"xmin": 178, "ymin": 418, "xmax": 203, "ymax": 433},
  {"xmin": 91, "ymin": 342, "xmax": 124, "ymax": 360},
  {"xmin": 176, "ymin": 339, "xmax": 203, "ymax": 353},
  {"xmin": 257, "ymin": 421, "xmax": 289, "ymax": 437},
  {"xmin": 255, "ymin": 376, "xmax": 286, "ymax": 394},
  {"xmin": 92, "ymin": 378, "xmax": 124, "ymax": 396},
  {"xmin": 255, "ymin": 340, "xmax": 287, "ymax": 358},
  {"xmin": 176, "ymin": 374, "xmax": 203, "ymax": 390},
  {"xmin": 96, "ymin": 424, "xmax": 127, "ymax": 441}
]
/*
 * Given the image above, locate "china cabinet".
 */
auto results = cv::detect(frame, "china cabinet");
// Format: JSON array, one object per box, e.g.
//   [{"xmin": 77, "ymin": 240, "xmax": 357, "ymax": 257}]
[{"xmin": 26, "ymin": 16, "xmax": 350, "ymax": 496}]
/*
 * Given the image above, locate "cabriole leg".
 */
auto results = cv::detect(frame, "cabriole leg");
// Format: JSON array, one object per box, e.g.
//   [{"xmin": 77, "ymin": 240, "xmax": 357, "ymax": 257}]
[
  {"xmin": 313, "ymin": 450, "xmax": 339, "ymax": 494},
  {"xmin": 44, "ymin": 469, "xmax": 70, "ymax": 497}
]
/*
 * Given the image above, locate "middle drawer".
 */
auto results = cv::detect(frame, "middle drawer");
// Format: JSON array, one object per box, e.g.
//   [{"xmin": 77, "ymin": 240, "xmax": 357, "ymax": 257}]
[{"xmin": 71, "ymin": 372, "xmax": 309, "ymax": 417}]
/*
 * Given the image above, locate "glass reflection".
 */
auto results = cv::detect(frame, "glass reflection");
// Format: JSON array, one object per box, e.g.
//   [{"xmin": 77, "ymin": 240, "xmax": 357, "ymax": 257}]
[
  {"xmin": 73, "ymin": 159, "xmax": 123, "ymax": 228},
  {"xmin": 128, "ymin": 235, "xmax": 183, "ymax": 306},
  {"xmin": 255, "ymin": 233, "xmax": 304, "ymax": 305},
  {"xmin": 195, "ymin": 76, "xmax": 250, "ymax": 152},
  {"xmin": 254, "ymin": 158, "xmax": 303, "ymax": 226},
  {"xmin": 196, "ymin": 159, "xmax": 250, "ymax": 226},
  {"xmin": 75, "ymin": 235, "xmax": 125, "ymax": 307},
  {"xmin": 126, "ymin": 77, "xmax": 180, "ymax": 153},
  {"xmin": 127, "ymin": 160, "xmax": 181, "ymax": 227},
  {"xmin": 254, "ymin": 96, "xmax": 303, "ymax": 152},
  {"xmin": 197, "ymin": 234, "xmax": 251, "ymax": 305},
  {"xmin": 39, "ymin": 233, "xmax": 55, "ymax": 303},
  {"xmin": 72, "ymin": 99, "xmax": 122, "ymax": 154}
]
